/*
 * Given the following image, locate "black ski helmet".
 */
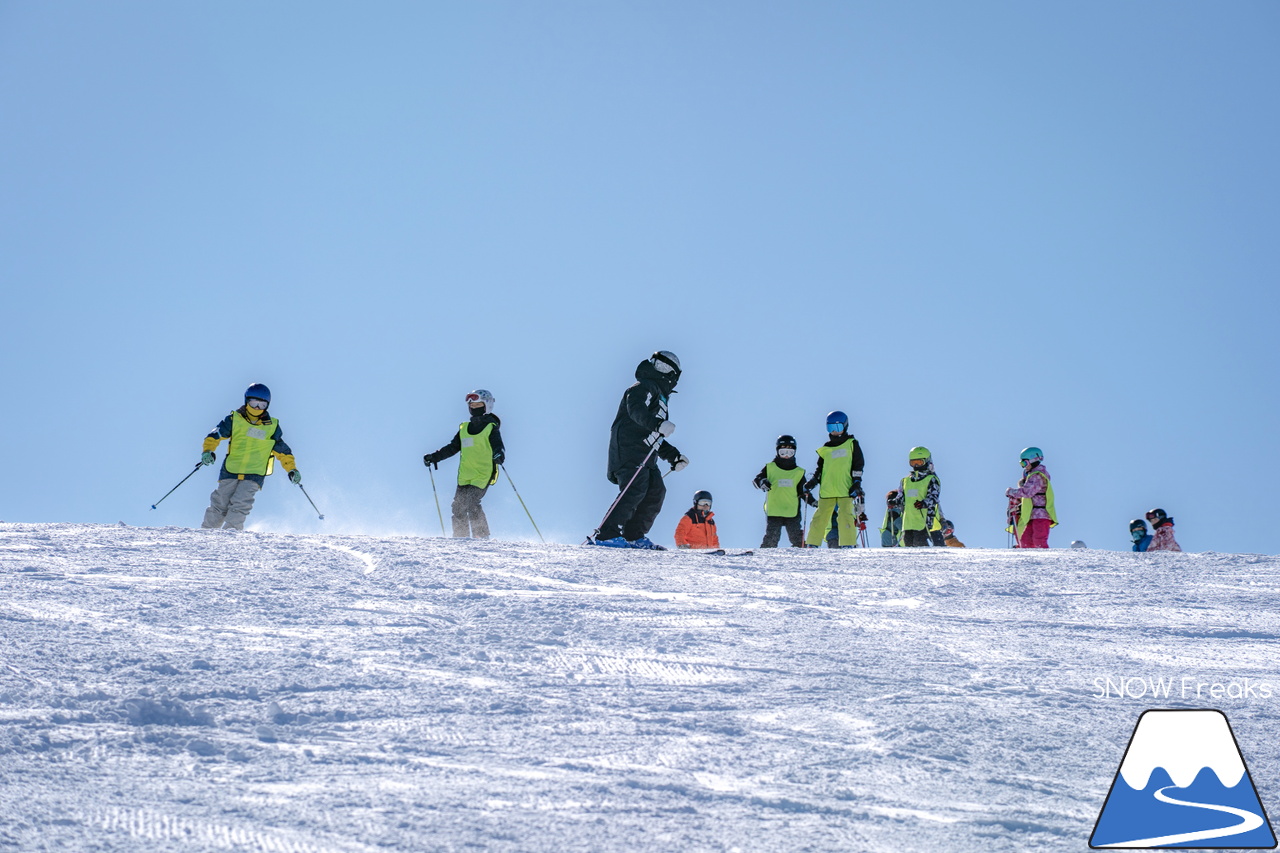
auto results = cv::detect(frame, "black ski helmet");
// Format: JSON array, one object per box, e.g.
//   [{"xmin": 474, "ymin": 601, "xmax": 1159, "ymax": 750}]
[
  {"xmin": 245, "ymin": 383, "xmax": 271, "ymax": 405},
  {"xmin": 1145, "ymin": 508, "xmax": 1168, "ymax": 523},
  {"xmin": 776, "ymin": 434, "xmax": 797, "ymax": 450},
  {"xmin": 693, "ymin": 490, "xmax": 712, "ymax": 505},
  {"xmin": 650, "ymin": 350, "xmax": 681, "ymax": 376},
  {"xmin": 1129, "ymin": 518, "xmax": 1148, "ymax": 532}
]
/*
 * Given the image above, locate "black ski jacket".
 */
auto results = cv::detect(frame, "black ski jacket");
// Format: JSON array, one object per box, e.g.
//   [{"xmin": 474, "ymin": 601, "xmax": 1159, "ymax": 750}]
[
  {"xmin": 752, "ymin": 456, "xmax": 808, "ymax": 504},
  {"xmin": 804, "ymin": 434, "xmax": 866, "ymax": 493},
  {"xmin": 606, "ymin": 360, "xmax": 682, "ymax": 484},
  {"xmin": 429, "ymin": 412, "xmax": 505, "ymax": 465}
]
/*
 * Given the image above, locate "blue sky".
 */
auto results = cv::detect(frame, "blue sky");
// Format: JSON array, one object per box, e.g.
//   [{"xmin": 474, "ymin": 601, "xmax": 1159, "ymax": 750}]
[{"xmin": 3, "ymin": 2, "xmax": 1278, "ymax": 552}]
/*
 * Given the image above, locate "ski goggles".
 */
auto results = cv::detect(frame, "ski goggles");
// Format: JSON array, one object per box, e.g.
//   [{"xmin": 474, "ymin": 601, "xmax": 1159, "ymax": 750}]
[
  {"xmin": 246, "ymin": 398, "xmax": 268, "ymax": 409},
  {"xmin": 695, "ymin": 499, "xmax": 712, "ymax": 509},
  {"xmin": 777, "ymin": 447, "xmax": 796, "ymax": 458},
  {"xmin": 910, "ymin": 458, "xmax": 929, "ymax": 469},
  {"xmin": 826, "ymin": 422, "xmax": 845, "ymax": 433},
  {"xmin": 465, "ymin": 394, "xmax": 486, "ymax": 405}
]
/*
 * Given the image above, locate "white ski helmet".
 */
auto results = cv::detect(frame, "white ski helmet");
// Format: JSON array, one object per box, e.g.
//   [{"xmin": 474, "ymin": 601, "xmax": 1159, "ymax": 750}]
[{"xmin": 466, "ymin": 389, "xmax": 495, "ymax": 414}]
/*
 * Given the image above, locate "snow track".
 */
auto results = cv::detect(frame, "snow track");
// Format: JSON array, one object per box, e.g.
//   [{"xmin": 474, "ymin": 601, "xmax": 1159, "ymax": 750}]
[{"xmin": 2, "ymin": 523, "xmax": 1278, "ymax": 851}]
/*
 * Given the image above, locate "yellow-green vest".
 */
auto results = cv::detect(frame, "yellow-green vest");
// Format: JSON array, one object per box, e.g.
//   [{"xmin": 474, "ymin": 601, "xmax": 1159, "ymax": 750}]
[
  {"xmin": 1016, "ymin": 468, "xmax": 1057, "ymax": 534},
  {"xmin": 226, "ymin": 411, "xmax": 278, "ymax": 477},
  {"xmin": 899, "ymin": 473, "xmax": 937, "ymax": 530},
  {"xmin": 763, "ymin": 462, "xmax": 805, "ymax": 518},
  {"xmin": 815, "ymin": 442, "xmax": 856, "ymax": 499},
  {"xmin": 457, "ymin": 422, "xmax": 498, "ymax": 488}
]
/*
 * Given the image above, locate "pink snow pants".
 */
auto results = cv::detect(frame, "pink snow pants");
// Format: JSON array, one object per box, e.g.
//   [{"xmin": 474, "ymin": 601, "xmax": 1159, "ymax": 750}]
[{"xmin": 1019, "ymin": 519, "xmax": 1051, "ymax": 549}]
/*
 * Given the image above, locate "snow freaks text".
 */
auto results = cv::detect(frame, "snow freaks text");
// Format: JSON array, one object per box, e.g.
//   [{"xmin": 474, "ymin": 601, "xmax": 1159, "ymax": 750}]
[{"xmin": 1092, "ymin": 676, "xmax": 1274, "ymax": 701}]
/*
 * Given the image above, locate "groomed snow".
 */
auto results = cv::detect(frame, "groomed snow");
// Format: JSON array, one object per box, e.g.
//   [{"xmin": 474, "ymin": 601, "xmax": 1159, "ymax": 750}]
[{"xmin": 2, "ymin": 523, "xmax": 1278, "ymax": 851}]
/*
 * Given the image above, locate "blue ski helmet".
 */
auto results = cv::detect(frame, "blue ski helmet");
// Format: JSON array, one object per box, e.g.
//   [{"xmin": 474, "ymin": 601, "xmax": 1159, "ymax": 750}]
[
  {"xmin": 826, "ymin": 411, "xmax": 849, "ymax": 431},
  {"xmin": 245, "ymin": 383, "xmax": 271, "ymax": 405},
  {"xmin": 1019, "ymin": 446, "xmax": 1043, "ymax": 466}
]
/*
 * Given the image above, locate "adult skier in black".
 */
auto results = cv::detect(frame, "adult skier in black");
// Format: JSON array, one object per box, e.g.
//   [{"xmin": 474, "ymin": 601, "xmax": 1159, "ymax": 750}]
[{"xmin": 593, "ymin": 351, "xmax": 689, "ymax": 550}]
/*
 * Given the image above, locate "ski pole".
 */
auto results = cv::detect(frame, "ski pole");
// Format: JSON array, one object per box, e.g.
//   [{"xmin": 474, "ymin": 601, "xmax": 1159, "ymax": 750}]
[
  {"xmin": 428, "ymin": 465, "xmax": 446, "ymax": 535},
  {"xmin": 500, "ymin": 464, "xmax": 545, "ymax": 544},
  {"xmin": 297, "ymin": 483, "xmax": 325, "ymax": 520},
  {"xmin": 586, "ymin": 442, "xmax": 662, "ymax": 543},
  {"xmin": 150, "ymin": 462, "xmax": 204, "ymax": 510}
]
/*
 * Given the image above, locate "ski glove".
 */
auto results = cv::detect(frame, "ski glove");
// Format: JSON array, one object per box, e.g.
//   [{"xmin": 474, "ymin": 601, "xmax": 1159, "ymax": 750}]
[
  {"xmin": 850, "ymin": 478, "xmax": 864, "ymax": 499},
  {"xmin": 492, "ymin": 451, "xmax": 505, "ymax": 465},
  {"xmin": 757, "ymin": 479, "xmax": 771, "ymax": 491},
  {"xmin": 803, "ymin": 491, "xmax": 819, "ymax": 508},
  {"xmin": 289, "ymin": 470, "xmax": 302, "ymax": 485},
  {"xmin": 201, "ymin": 451, "xmax": 216, "ymax": 466},
  {"xmin": 671, "ymin": 454, "xmax": 690, "ymax": 473},
  {"xmin": 914, "ymin": 500, "xmax": 925, "ymax": 509},
  {"xmin": 657, "ymin": 420, "xmax": 676, "ymax": 438},
  {"xmin": 423, "ymin": 453, "xmax": 439, "ymax": 469}
]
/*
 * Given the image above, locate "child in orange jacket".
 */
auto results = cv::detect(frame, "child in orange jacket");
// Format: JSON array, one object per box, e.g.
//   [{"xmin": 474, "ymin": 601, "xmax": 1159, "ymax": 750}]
[{"xmin": 674, "ymin": 490, "xmax": 721, "ymax": 550}]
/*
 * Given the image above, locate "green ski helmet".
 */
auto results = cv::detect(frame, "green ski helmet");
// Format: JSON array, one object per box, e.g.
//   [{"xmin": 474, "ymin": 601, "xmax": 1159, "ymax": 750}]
[
  {"xmin": 908, "ymin": 446, "xmax": 931, "ymax": 470},
  {"xmin": 1019, "ymin": 446, "xmax": 1043, "ymax": 467}
]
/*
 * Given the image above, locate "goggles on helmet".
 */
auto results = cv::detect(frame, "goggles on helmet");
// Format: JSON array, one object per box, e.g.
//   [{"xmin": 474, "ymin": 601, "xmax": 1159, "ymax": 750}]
[
  {"xmin": 246, "ymin": 398, "xmax": 268, "ymax": 410},
  {"xmin": 910, "ymin": 457, "xmax": 929, "ymax": 469},
  {"xmin": 826, "ymin": 422, "xmax": 845, "ymax": 433},
  {"xmin": 777, "ymin": 447, "xmax": 796, "ymax": 458},
  {"xmin": 696, "ymin": 499, "xmax": 712, "ymax": 509}
]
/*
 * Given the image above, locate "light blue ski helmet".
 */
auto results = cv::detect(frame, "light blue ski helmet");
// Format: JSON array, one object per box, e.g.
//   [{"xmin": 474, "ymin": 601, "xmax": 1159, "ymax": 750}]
[{"xmin": 1019, "ymin": 446, "xmax": 1043, "ymax": 466}]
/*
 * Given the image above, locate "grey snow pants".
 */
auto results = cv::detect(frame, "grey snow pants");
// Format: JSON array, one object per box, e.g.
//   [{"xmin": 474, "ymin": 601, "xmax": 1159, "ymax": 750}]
[
  {"xmin": 202, "ymin": 478, "xmax": 261, "ymax": 530},
  {"xmin": 451, "ymin": 484, "xmax": 490, "ymax": 539}
]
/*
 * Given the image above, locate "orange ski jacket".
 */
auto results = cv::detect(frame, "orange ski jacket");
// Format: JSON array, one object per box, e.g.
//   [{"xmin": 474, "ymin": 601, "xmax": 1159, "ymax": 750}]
[{"xmin": 674, "ymin": 509, "xmax": 720, "ymax": 550}]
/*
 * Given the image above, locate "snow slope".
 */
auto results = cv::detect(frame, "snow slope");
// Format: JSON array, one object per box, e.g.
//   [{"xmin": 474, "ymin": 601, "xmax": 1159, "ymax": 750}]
[{"xmin": 2, "ymin": 523, "xmax": 1279, "ymax": 852}]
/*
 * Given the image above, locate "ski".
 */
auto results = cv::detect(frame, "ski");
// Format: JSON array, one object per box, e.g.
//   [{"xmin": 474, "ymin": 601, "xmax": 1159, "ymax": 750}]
[{"xmin": 702, "ymin": 549, "xmax": 754, "ymax": 556}]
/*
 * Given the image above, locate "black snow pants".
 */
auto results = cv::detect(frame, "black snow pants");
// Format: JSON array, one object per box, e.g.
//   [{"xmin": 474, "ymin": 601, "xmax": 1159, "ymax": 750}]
[
  {"xmin": 600, "ymin": 464, "xmax": 666, "ymax": 541},
  {"xmin": 761, "ymin": 514, "xmax": 804, "ymax": 548},
  {"xmin": 902, "ymin": 528, "xmax": 930, "ymax": 547},
  {"xmin": 452, "ymin": 485, "xmax": 490, "ymax": 539}
]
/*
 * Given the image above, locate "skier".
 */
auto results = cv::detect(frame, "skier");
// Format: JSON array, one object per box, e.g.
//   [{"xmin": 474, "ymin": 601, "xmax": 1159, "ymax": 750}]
[
  {"xmin": 1145, "ymin": 508, "xmax": 1182, "ymax": 552},
  {"xmin": 802, "ymin": 411, "xmax": 865, "ymax": 548},
  {"xmin": 1006, "ymin": 446, "xmax": 1056, "ymax": 548},
  {"xmin": 594, "ymin": 351, "xmax": 689, "ymax": 550},
  {"xmin": 899, "ymin": 447, "xmax": 941, "ymax": 547},
  {"xmin": 880, "ymin": 489, "xmax": 904, "ymax": 547},
  {"xmin": 674, "ymin": 490, "xmax": 720, "ymax": 550},
  {"xmin": 1129, "ymin": 518, "xmax": 1153, "ymax": 552},
  {"xmin": 423, "ymin": 389, "xmax": 505, "ymax": 539},
  {"xmin": 752, "ymin": 435, "xmax": 806, "ymax": 549},
  {"xmin": 200, "ymin": 383, "xmax": 300, "ymax": 530},
  {"xmin": 941, "ymin": 518, "xmax": 966, "ymax": 547}
]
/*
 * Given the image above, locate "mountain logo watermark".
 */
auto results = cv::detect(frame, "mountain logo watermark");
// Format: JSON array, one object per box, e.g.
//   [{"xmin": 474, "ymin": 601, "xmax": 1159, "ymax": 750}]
[{"xmin": 1091, "ymin": 709, "xmax": 1276, "ymax": 849}]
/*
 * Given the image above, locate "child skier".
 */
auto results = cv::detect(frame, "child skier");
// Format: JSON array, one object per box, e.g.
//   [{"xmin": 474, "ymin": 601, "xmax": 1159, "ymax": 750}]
[
  {"xmin": 941, "ymin": 518, "xmax": 966, "ymax": 547},
  {"xmin": 200, "ymin": 383, "xmax": 300, "ymax": 530},
  {"xmin": 1129, "ymin": 519, "xmax": 1152, "ymax": 552},
  {"xmin": 881, "ymin": 490, "xmax": 903, "ymax": 547},
  {"xmin": 674, "ymin": 490, "xmax": 720, "ymax": 550},
  {"xmin": 752, "ymin": 435, "xmax": 806, "ymax": 548},
  {"xmin": 803, "ymin": 411, "xmax": 865, "ymax": 548},
  {"xmin": 423, "ymin": 389, "xmax": 505, "ymax": 539},
  {"xmin": 899, "ymin": 447, "xmax": 940, "ymax": 547},
  {"xmin": 1006, "ymin": 446, "xmax": 1056, "ymax": 548},
  {"xmin": 1145, "ymin": 508, "xmax": 1182, "ymax": 552}
]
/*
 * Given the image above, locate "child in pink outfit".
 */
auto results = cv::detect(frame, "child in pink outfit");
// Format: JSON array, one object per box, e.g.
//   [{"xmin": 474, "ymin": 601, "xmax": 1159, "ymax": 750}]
[
  {"xmin": 1006, "ymin": 447, "xmax": 1056, "ymax": 548},
  {"xmin": 1145, "ymin": 508, "xmax": 1182, "ymax": 552}
]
